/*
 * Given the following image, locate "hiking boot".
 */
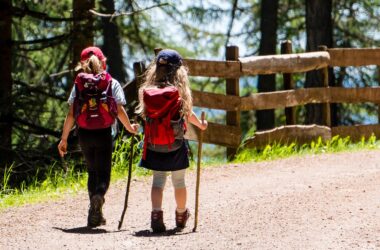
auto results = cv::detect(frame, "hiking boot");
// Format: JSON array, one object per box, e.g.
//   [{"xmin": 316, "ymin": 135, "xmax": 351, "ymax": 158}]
[
  {"xmin": 175, "ymin": 209, "xmax": 190, "ymax": 228},
  {"xmin": 151, "ymin": 210, "xmax": 166, "ymax": 233},
  {"xmin": 87, "ymin": 194, "xmax": 106, "ymax": 228}
]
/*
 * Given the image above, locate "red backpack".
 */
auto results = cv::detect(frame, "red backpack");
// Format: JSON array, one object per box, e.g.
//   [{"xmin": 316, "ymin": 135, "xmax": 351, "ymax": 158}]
[
  {"xmin": 73, "ymin": 71, "xmax": 117, "ymax": 130},
  {"xmin": 143, "ymin": 86, "xmax": 186, "ymax": 159}
]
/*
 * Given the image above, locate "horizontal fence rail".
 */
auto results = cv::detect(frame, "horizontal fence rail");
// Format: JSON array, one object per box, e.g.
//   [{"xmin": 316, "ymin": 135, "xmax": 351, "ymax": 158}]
[
  {"xmin": 241, "ymin": 87, "xmax": 380, "ymax": 111},
  {"xmin": 185, "ymin": 122, "xmax": 241, "ymax": 148},
  {"xmin": 243, "ymin": 125, "xmax": 331, "ymax": 148},
  {"xmin": 184, "ymin": 48, "xmax": 380, "ymax": 78},
  {"xmin": 328, "ymin": 48, "xmax": 380, "ymax": 67},
  {"xmin": 244, "ymin": 124, "xmax": 380, "ymax": 149},
  {"xmin": 192, "ymin": 90, "xmax": 240, "ymax": 111},
  {"xmin": 331, "ymin": 124, "xmax": 380, "ymax": 141},
  {"xmin": 239, "ymin": 51, "xmax": 330, "ymax": 75},
  {"xmin": 192, "ymin": 87, "xmax": 380, "ymax": 111},
  {"xmin": 184, "ymin": 59, "xmax": 241, "ymax": 78}
]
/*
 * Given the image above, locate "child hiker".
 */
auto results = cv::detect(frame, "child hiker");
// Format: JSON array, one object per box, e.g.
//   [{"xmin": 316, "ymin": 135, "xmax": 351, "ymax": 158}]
[
  {"xmin": 136, "ymin": 49, "xmax": 208, "ymax": 233},
  {"xmin": 58, "ymin": 46, "xmax": 139, "ymax": 228}
]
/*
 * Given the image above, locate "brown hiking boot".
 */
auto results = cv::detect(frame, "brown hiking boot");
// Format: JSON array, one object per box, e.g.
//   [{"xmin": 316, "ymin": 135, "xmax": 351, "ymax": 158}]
[
  {"xmin": 175, "ymin": 209, "xmax": 190, "ymax": 228},
  {"xmin": 87, "ymin": 194, "xmax": 106, "ymax": 228},
  {"xmin": 151, "ymin": 210, "xmax": 166, "ymax": 233}
]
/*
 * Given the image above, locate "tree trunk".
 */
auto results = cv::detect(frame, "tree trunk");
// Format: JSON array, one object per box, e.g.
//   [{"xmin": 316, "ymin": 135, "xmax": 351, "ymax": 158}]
[
  {"xmin": 100, "ymin": 0, "xmax": 128, "ymax": 83},
  {"xmin": 256, "ymin": 0, "xmax": 279, "ymax": 131},
  {"xmin": 305, "ymin": 0, "xmax": 335, "ymax": 125},
  {"xmin": 0, "ymin": 0, "xmax": 13, "ymax": 167},
  {"xmin": 72, "ymin": 0, "xmax": 95, "ymax": 67}
]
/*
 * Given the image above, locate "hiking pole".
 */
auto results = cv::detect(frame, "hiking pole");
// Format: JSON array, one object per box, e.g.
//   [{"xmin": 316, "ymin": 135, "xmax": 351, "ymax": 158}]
[
  {"xmin": 60, "ymin": 156, "xmax": 68, "ymax": 178},
  {"xmin": 193, "ymin": 111, "xmax": 205, "ymax": 232},
  {"xmin": 118, "ymin": 121, "xmax": 137, "ymax": 230}
]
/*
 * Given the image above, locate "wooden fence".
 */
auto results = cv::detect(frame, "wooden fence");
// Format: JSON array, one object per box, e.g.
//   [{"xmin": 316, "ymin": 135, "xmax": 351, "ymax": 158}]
[{"xmin": 126, "ymin": 45, "xmax": 380, "ymax": 159}]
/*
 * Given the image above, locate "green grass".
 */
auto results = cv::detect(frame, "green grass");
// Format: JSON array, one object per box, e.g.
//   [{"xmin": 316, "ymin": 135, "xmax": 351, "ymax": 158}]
[
  {"xmin": 0, "ymin": 161, "xmax": 88, "ymax": 209},
  {"xmin": 1, "ymin": 134, "xmax": 380, "ymax": 210},
  {"xmin": 234, "ymin": 135, "xmax": 380, "ymax": 163}
]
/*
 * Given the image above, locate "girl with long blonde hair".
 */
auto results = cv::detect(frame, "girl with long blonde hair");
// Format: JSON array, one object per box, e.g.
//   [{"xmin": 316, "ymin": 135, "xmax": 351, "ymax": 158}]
[{"xmin": 137, "ymin": 49, "xmax": 207, "ymax": 233}]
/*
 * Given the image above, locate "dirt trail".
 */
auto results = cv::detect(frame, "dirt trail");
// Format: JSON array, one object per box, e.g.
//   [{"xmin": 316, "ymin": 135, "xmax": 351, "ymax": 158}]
[{"xmin": 0, "ymin": 150, "xmax": 379, "ymax": 250}]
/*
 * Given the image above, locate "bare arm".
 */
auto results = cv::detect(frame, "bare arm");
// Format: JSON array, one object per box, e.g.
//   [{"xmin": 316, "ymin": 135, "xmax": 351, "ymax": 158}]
[
  {"xmin": 57, "ymin": 105, "xmax": 75, "ymax": 157},
  {"xmin": 187, "ymin": 111, "xmax": 208, "ymax": 130},
  {"xmin": 117, "ymin": 104, "xmax": 139, "ymax": 134}
]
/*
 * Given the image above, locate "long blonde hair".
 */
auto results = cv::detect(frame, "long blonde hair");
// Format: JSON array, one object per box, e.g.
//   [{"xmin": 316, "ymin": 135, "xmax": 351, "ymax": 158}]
[
  {"xmin": 75, "ymin": 55, "xmax": 104, "ymax": 74},
  {"xmin": 136, "ymin": 61, "xmax": 193, "ymax": 119}
]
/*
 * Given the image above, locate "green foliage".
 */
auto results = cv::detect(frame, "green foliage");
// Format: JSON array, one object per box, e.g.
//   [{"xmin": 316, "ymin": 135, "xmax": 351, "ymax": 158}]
[
  {"xmin": 1, "ymin": 165, "xmax": 14, "ymax": 196},
  {"xmin": 111, "ymin": 133, "xmax": 151, "ymax": 178},
  {"xmin": 234, "ymin": 135, "xmax": 380, "ymax": 163},
  {"xmin": 0, "ymin": 160, "xmax": 87, "ymax": 209}
]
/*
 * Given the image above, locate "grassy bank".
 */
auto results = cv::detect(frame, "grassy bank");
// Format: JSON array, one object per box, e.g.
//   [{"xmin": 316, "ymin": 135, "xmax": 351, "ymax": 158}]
[
  {"xmin": 233, "ymin": 135, "xmax": 380, "ymax": 163},
  {"xmin": 1, "ymin": 135, "xmax": 380, "ymax": 210}
]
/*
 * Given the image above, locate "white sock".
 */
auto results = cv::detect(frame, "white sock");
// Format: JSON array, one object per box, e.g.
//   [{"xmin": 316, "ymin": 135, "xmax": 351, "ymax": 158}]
[{"xmin": 176, "ymin": 207, "xmax": 187, "ymax": 213}]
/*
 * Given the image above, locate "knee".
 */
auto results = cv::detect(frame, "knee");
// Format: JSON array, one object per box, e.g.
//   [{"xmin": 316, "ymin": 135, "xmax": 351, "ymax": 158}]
[
  {"xmin": 171, "ymin": 170, "xmax": 186, "ymax": 189},
  {"xmin": 152, "ymin": 171, "xmax": 167, "ymax": 189}
]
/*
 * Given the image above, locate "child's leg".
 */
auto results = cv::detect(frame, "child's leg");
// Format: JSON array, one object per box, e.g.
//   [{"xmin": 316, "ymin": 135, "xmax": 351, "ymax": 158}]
[
  {"xmin": 78, "ymin": 128, "xmax": 112, "ymax": 228},
  {"xmin": 78, "ymin": 128, "xmax": 112, "ymax": 200},
  {"xmin": 171, "ymin": 169, "xmax": 187, "ymax": 211},
  {"xmin": 172, "ymin": 169, "xmax": 190, "ymax": 228},
  {"xmin": 151, "ymin": 171, "xmax": 167, "ymax": 232},
  {"xmin": 151, "ymin": 171, "xmax": 167, "ymax": 210}
]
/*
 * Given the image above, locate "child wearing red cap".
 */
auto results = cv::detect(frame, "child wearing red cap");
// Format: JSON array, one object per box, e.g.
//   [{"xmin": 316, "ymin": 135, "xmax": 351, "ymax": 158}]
[
  {"xmin": 58, "ymin": 46, "xmax": 139, "ymax": 228},
  {"xmin": 136, "ymin": 49, "xmax": 207, "ymax": 233}
]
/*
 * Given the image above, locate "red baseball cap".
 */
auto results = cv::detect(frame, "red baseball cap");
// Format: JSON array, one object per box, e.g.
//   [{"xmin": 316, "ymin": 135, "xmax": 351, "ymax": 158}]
[{"xmin": 80, "ymin": 46, "xmax": 106, "ymax": 61}]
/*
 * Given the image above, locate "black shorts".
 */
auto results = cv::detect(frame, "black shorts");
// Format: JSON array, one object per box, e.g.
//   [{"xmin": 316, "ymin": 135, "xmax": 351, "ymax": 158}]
[{"xmin": 139, "ymin": 140, "xmax": 190, "ymax": 171}]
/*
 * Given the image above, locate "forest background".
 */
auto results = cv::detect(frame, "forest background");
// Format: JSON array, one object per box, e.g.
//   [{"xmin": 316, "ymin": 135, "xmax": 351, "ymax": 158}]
[{"xmin": 1, "ymin": 0, "xmax": 380, "ymax": 187}]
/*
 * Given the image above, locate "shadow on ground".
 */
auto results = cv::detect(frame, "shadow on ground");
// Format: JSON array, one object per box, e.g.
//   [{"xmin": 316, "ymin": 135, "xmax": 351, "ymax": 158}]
[
  {"xmin": 133, "ymin": 228, "xmax": 192, "ymax": 237},
  {"xmin": 53, "ymin": 226, "xmax": 125, "ymax": 235}
]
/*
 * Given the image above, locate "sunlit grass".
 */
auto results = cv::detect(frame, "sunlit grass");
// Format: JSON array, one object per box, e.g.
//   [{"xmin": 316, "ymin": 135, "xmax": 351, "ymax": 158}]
[
  {"xmin": 0, "ymin": 161, "xmax": 87, "ymax": 209},
  {"xmin": 234, "ymin": 135, "xmax": 380, "ymax": 163}
]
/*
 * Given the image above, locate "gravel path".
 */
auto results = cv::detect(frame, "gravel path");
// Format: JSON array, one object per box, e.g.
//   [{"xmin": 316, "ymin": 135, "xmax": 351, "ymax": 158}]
[{"xmin": 0, "ymin": 150, "xmax": 379, "ymax": 250}]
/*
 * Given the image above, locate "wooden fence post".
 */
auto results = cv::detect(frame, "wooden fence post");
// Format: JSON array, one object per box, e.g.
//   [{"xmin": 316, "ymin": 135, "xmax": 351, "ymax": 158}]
[
  {"xmin": 133, "ymin": 61, "xmax": 145, "ymax": 88},
  {"xmin": 226, "ymin": 46, "xmax": 240, "ymax": 160},
  {"xmin": 319, "ymin": 45, "xmax": 331, "ymax": 127},
  {"xmin": 123, "ymin": 61, "xmax": 145, "ymax": 118},
  {"xmin": 154, "ymin": 47, "xmax": 162, "ymax": 55},
  {"xmin": 281, "ymin": 40, "xmax": 296, "ymax": 125}
]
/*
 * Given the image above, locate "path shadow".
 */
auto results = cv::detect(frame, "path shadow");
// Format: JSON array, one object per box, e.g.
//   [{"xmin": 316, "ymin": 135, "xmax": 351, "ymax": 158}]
[
  {"xmin": 133, "ymin": 227, "xmax": 192, "ymax": 237},
  {"xmin": 53, "ymin": 226, "xmax": 125, "ymax": 235}
]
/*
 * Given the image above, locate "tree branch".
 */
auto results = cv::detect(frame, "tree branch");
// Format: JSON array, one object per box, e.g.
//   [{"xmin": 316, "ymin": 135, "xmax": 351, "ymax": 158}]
[
  {"xmin": 13, "ymin": 117, "xmax": 61, "ymax": 138},
  {"xmin": 49, "ymin": 69, "xmax": 72, "ymax": 78},
  {"xmin": 225, "ymin": 0, "xmax": 239, "ymax": 48},
  {"xmin": 14, "ymin": 80, "xmax": 67, "ymax": 102},
  {"xmin": 89, "ymin": 3, "xmax": 169, "ymax": 21},
  {"xmin": 12, "ymin": 34, "xmax": 68, "ymax": 45},
  {"xmin": 12, "ymin": 6, "xmax": 75, "ymax": 22}
]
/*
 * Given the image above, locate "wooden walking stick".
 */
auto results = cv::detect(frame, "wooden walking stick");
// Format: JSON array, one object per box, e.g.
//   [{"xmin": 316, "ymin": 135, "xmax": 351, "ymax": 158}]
[
  {"xmin": 118, "ymin": 120, "xmax": 137, "ymax": 230},
  {"xmin": 193, "ymin": 111, "xmax": 205, "ymax": 232}
]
